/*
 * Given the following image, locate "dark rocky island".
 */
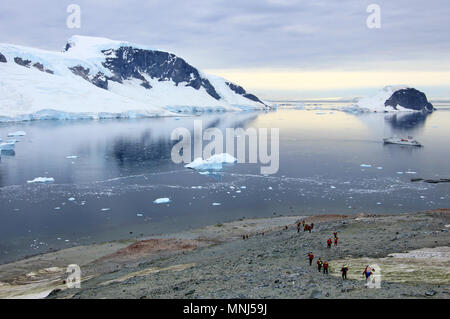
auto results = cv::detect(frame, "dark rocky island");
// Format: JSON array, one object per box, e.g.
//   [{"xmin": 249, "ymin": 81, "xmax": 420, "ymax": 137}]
[{"xmin": 385, "ymin": 88, "xmax": 434, "ymax": 112}]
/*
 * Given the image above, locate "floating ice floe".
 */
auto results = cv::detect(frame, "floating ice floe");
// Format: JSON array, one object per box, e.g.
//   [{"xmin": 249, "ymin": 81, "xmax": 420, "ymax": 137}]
[
  {"xmin": 27, "ymin": 177, "xmax": 55, "ymax": 183},
  {"xmin": 185, "ymin": 153, "xmax": 237, "ymax": 171},
  {"xmin": 360, "ymin": 164, "xmax": 372, "ymax": 168},
  {"xmin": 405, "ymin": 171, "xmax": 417, "ymax": 174},
  {"xmin": 66, "ymin": 155, "xmax": 78, "ymax": 159},
  {"xmin": 137, "ymin": 213, "xmax": 144, "ymax": 217},
  {"xmin": 101, "ymin": 208, "xmax": 111, "ymax": 211},
  {"xmin": 212, "ymin": 203, "xmax": 222, "ymax": 206},
  {"xmin": 0, "ymin": 142, "xmax": 16, "ymax": 151},
  {"xmin": 153, "ymin": 197, "xmax": 171, "ymax": 204},
  {"xmin": 7, "ymin": 131, "xmax": 26, "ymax": 137},
  {"xmin": 68, "ymin": 197, "xmax": 76, "ymax": 201}
]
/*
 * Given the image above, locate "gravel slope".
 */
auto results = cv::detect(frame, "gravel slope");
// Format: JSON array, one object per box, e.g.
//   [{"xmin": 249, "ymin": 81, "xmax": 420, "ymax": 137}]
[{"xmin": 47, "ymin": 210, "xmax": 450, "ymax": 299}]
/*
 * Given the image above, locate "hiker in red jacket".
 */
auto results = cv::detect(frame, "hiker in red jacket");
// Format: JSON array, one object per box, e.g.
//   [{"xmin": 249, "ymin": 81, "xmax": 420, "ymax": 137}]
[
  {"xmin": 317, "ymin": 258, "xmax": 323, "ymax": 272},
  {"xmin": 327, "ymin": 238, "xmax": 332, "ymax": 248},
  {"xmin": 323, "ymin": 261, "xmax": 329, "ymax": 274},
  {"xmin": 308, "ymin": 252, "xmax": 314, "ymax": 266},
  {"xmin": 334, "ymin": 237, "xmax": 338, "ymax": 246},
  {"xmin": 307, "ymin": 225, "xmax": 312, "ymax": 233},
  {"xmin": 333, "ymin": 231, "xmax": 338, "ymax": 238}
]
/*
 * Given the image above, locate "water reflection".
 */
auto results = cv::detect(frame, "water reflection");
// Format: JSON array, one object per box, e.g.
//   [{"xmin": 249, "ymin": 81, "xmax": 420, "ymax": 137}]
[
  {"xmin": 108, "ymin": 114, "xmax": 258, "ymax": 166},
  {"xmin": 384, "ymin": 112, "xmax": 430, "ymax": 132},
  {"xmin": 1, "ymin": 150, "xmax": 15, "ymax": 156}
]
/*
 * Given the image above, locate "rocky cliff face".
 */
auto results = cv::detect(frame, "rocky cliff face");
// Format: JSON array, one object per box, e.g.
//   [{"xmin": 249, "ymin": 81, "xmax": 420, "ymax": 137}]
[
  {"xmin": 0, "ymin": 52, "xmax": 6, "ymax": 63},
  {"xmin": 385, "ymin": 88, "xmax": 434, "ymax": 112},
  {"xmin": 99, "ymin": 46, "xmax": 221, "ymax": 100}
]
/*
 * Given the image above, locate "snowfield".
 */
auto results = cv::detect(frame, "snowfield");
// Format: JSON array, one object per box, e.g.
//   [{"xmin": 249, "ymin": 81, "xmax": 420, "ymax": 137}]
[{"xmin": 0, "ymin": 36, "xmax": 267, "ymax": 122}]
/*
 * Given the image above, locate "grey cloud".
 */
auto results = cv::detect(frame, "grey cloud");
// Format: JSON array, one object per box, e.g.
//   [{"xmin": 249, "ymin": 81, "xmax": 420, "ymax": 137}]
[{"xmin": 1, "ymin": 0, "xmax": 449, "ymax": 71}]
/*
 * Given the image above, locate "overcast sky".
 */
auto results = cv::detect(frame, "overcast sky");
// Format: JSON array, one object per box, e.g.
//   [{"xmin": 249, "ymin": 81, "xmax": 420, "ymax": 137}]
[{"xmin": 2, "ymin": 0, "xmax": 450, "ymax": 99}]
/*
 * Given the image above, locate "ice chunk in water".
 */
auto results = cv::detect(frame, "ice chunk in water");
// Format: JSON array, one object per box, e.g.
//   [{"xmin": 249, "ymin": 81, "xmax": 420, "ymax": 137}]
[
  {"xmin": 27, "ymin": 177, "xmax": 55, "ymax": 183},
  {"xmin": 212, "ymin": 203, "xmax": 222, "ymax": 206},
  {"xmin": 360, "ymin": 164, "xmax": 372, "ymax": 168},
  {"xmin": 153, "ymin": 197, "xmax": 171, "ymax": 204},
  {"xmin": 185, "ymin": 153, "xmax": 237, "ymax": 171},
  {"xmin": 66, "ymin": 155, "xmax": 78, "ymax": 159},
  {"xmin": 7, "ymin": 131, "xmax": 26, "ymax": 137},
  {"xmin": 0, "ymin": 142, "xmax": 16, "ymax": 151}
]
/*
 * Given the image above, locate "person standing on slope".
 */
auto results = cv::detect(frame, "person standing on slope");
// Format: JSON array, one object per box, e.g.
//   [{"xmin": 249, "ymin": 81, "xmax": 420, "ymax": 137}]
[
  {"xmin": 317, "ymin": 258, "xmax": 323, "ymax": 272},
  {"xmin": 327, "ymin": 238, "xmax": 332, "ymax": 248},
  {"xmin": 341, "ymin": 265, "xmax": 349, "ymax": 279},
  {"xmin": 308, "ymin": 252, "xmax": 314, "ymax": 266},
  {"xmin": 323, "ymin": 261, "xmax": 329, "ymax": 274}
]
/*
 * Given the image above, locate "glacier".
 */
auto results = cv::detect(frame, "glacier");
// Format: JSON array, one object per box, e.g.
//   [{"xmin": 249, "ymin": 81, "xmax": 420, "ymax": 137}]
[{"xmin": 0, "ymin": 36, "xmax": 268, "ymax": 122}]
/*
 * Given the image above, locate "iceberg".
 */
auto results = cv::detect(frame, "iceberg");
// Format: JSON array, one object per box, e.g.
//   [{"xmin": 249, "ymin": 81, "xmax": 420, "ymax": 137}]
[
  {"xmin": 27, "ymin": 177, "xmax": 55, "ymax": 183},
  {"xmin": 185, "ymin": 153, "xmax": 237, "ymax": 171},
  {"xmin": 0, "ymin": 142, "xmax": 16, "ymax": 151},
  {"xmin": 7, "ymin": 131, "xmax": 26, "ymax": 137},
  {"xmin": 153, "ymin": 197, "xmax": 171, "ymax": 204}
]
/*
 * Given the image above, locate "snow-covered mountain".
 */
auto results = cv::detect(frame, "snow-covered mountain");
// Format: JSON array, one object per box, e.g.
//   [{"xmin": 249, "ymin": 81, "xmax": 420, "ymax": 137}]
[
  {"xmin": 351, "ymin": 86, "xmax": 434, "ymax": 113},
  {"xmin": 0, "ymin": 36, "xmax": 268, "ymax": 122}
]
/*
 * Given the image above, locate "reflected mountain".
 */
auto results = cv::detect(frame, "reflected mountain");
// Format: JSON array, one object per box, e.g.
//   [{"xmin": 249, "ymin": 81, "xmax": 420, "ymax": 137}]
[
  {"xmin": 107, "ymin": 113, "xmax": 259, "ymax": 167},
  {"xmin": 384, "ymin": 112, "xmax": 430, "ymax": 132}
]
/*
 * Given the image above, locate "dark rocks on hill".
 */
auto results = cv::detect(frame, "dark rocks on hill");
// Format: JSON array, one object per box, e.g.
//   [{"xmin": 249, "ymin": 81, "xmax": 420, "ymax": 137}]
[{"xmin": 385, "ymin": 88, "xmax": 434, "ymax": 112}]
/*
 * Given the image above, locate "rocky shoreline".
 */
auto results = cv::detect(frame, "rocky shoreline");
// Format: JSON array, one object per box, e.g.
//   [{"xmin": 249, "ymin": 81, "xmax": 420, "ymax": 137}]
[{"xmin": 1, "ymin": 210, "xmax": 449, "ymax": 299}]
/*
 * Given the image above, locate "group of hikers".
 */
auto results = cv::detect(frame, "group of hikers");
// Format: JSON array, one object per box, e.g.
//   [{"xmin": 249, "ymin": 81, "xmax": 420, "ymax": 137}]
[
  {"xmin": 297, "ymin": 220, "xmax": 314, "ymax": 233},
  {"xmin": 308, "ymin": 250, "xmax": 349, "ymax": 279},
  {"xmin": 241, "ymin": 220, "xmax": 374, "ymax": 283},
  {"xmin": 327, "ymin": 231, "xmax": 339, "ymax": 248}
]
